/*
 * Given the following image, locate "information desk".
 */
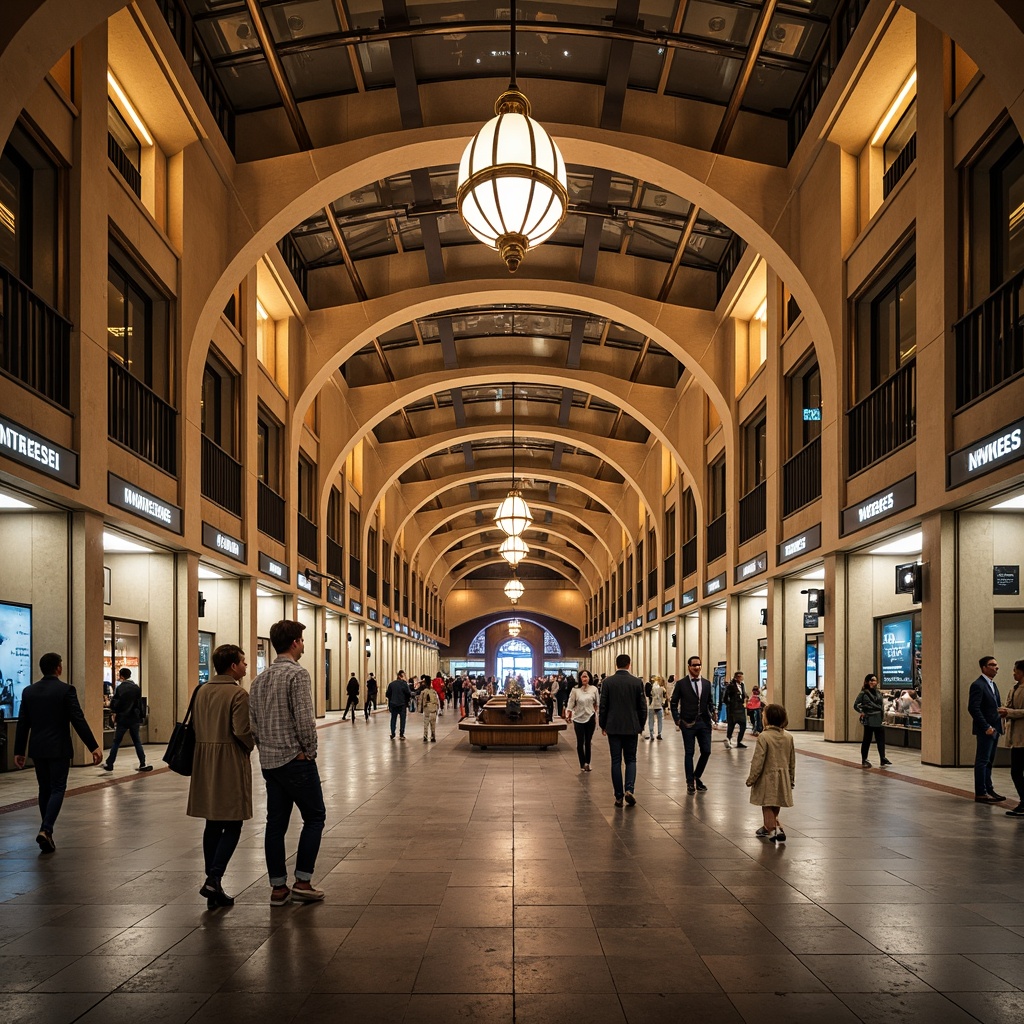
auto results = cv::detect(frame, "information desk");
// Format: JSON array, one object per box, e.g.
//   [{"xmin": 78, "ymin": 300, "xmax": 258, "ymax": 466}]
[{"xmin": 458, "ymin": 695, "xmax": 567, "ymax": 749}]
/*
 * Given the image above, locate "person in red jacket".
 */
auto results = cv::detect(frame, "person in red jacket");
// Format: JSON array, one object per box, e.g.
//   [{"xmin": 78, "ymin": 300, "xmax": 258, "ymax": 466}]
[{"xmin": 432, "ymin": 673, "xmax": 446, "ymax": 717}]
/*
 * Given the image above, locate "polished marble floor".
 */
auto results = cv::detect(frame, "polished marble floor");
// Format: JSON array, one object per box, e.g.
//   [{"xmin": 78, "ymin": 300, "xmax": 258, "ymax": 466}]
[{"xmin": 2, "ymin": 712, "xmax": 1024, "ymax": 1024}]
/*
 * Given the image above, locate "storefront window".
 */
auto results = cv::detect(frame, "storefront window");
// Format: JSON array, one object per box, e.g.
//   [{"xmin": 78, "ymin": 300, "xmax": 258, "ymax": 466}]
[
  {"xmin": 198, "ymin": 630, "xmax": 214, "ymax": 685},
  {"xmin": 103, "ymin": 618, "xmax": 142, "ymax": 717},
  {"xmin": 805, "ymin": 634, "xmax": 825, "ymax": 720}
]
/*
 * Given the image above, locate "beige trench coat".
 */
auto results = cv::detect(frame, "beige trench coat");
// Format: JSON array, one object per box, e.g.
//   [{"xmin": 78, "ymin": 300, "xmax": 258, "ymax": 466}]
[
  {"xmin": 186, "ymin": 677, "xmax": 255, "ymax": 821},
  {"xmin": 745, "ymin": 725, "xmax": 795, "ymax": 807},
  {"xmin": 1003, "ymin": 680, "xmax": 1024, "ymax": 747}
]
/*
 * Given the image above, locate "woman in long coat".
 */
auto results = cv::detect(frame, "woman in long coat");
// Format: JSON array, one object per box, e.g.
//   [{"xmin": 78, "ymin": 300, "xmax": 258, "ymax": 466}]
[{"xmin": 187, "ymin": 644, "xmax": 254, "ymax": 907}]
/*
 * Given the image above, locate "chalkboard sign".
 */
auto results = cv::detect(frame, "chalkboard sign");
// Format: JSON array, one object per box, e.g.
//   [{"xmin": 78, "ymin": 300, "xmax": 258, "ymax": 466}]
[
  {"xmin": 994, "ymin": 565, "xmax": 1020, "ymax": 596},
  {"xmin": 803, "ymin": 612, "xmax": 819, "ymax": 629}
]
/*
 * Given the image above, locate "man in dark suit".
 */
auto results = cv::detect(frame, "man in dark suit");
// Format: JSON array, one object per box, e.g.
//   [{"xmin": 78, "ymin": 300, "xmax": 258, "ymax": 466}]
[
  {"xmin": 968, "ymin": 654, "xmax": 1005, "ymax": 802},
  {"xmin": 13, "ymin": 652, "xmax": 102, "ymax": 852},
  {"xmin": 598, "ymin": 653, "xmax": 647, "ymax": 807},
  {"xmin": 103, "ymin": 667, "xmax": 152, "ymax": 772},
  {"xmin": 670, "ymin": 655, "xmax": 714, "ymax": 793}
]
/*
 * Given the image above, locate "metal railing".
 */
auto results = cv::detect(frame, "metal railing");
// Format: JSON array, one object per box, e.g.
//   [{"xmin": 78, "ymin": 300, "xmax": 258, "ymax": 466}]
[
  {"xmin": 155, "ymin": 0, "xmax": 236, "ymax": 150},
  {"xmin": 382, "ymin": 580, "xmax": 391, "ymax": 607},
  {"xmin": 716, "ymin": 234, "xmax": 747, "ymax": 302},
  {"xmin": 882, "ymin": 132, "xmax": 916, "ymax": 198},
  {"xmin": 297, "ymin": 513, "xmax": 318, "ymax": 562},
  {"xmin": 738, "ymin": 481, "xmax": 767, "ymax": 543},
  {"xmin": 707, "ymin": 514, "xmax": 727, "ymax": 563},
  {"xmin": 108, "ymin": 359, "xmax": 176, "ymax": 473},
  {"xmin": 327, "ymin": 537, "xmax": 344, "ymax": 579},
  {"xmin": 789, "ymin": 0, "xmax": 871, "ymax": 156},
  {"xmin": 848, "ymin": 359, "xmax": 916, "ymax": 474},
  {"xmin": 681, "ymin": 537, "xmax": 697, "ymax": 579},
  {"xmin": 349, "ymin": 554, "xmax": 361, "ymax": 589},
  {"xmin": 647, "ymin": 568, "xmax": 657, "ymax": 599},
  {"xmin": 782, "ymin": 436, "xmax": 822, "ymax": 517},
  {"xmin": 662, "ymin": 554, "xmax": 675, "ymax": 590},
  {"xmin": 955, "ymin": 268, "xmax": 1024, "ymax": 408},
  {"xmin": 277, "ymin": 235, "xmax": 309, "ymax": 303},
  {"xmin": 257, "ymin": 480, "xmax": 285, "ymax": 542},
  {"xmin": 201, "ymin": 435, "xmax": 242, "ymax": 516},
  {"xmin": 0, "ymin": 266, "xmax": 71, "ymax": 407},
  {"xmin": 107, "ymin": 133, "xmax": 141, "ymax": 197},
  {"xmin": 367, "ymin": 569, "xmax": 378, "ymax": 600}
]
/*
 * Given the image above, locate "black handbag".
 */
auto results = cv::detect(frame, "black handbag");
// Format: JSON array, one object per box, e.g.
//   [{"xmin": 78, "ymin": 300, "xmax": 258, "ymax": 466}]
[{"xmin": 162, "ymin": 686, "xmax": 200, "ymax": 776}]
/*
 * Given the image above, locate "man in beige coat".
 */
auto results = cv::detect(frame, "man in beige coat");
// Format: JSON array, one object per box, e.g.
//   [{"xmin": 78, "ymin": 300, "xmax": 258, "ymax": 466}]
[{"xmin": 420, "ymin": 674, "xmax": 440, "ymax": 741}]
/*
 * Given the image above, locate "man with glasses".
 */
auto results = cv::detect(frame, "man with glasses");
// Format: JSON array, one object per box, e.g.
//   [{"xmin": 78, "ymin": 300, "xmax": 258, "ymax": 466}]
[
  {"xmin": 670, "ymin": 655, "xmax": 714, "ymax": 794},
  {"xmin": 969, "ymin": 655, "xmax": 1006, "ymax": 803}
]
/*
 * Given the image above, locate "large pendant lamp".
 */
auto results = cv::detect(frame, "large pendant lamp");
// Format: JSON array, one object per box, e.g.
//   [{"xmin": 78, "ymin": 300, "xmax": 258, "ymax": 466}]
[
  {"xmin": 457, "ymin": 8, "xmax": 567, "ymax": 273},
  {"xmin": 499, "ymin": 535, "xmax": 529, "ymax": 567},
  {"xmin": 504, "ymin": 576, "xmax": 525, "ymax": 603},
  {"xmin": 507, "ymin": 617, "xmax": 522, "ymax": 637},
  {"xmin": 494, "ymin": 384, "xmax": 533, "ymax": 537}
]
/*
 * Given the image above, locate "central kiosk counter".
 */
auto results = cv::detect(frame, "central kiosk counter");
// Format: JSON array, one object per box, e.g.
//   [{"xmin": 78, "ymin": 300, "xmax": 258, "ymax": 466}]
[{"xmin": 458, "ymin": 695, "xmax": 567, "ymax": 749}]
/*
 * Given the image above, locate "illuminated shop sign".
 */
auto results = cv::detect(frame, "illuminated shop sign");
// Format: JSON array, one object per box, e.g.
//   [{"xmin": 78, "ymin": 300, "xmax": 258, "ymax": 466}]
[
  {"xmin": 327, "ymin": 584, "xmax": 345, "ymax": 606},
  {"xmin": 663, "ymin": 600, "xmax": 675, "ymax": 615},
  {"xmin": 948, "ymin": 418, "xmax": 1024, "ymax": 488},
  {"xmin": 841, "ymin": 475, "xmax": 915, "ymax": 535},
  {"xmin": 681, "ymin": 587, "xmax": 697, "ymax": 607},
  {"xmin": 647, "ymin": 609, "xmax": 657, "ymax": 621},
  {"xmin": 258, "ymin": 552, "xmax": 290, "ymax": 584},
  {"xmin": 108, "ymin": 473, "xmax": 182, "ymax": 533},
  {"xmin": 201, "ymin": 522, "xmax": 245, "ymax": 564},
  {"xmin": 704, "ymin": 572, "xmax": 727, "ymax": 597},
  {"xmin": 297, "ymin": 572, "xmax": 321, "ymax": 597},
  {"xmin": 734, "ymin": 552, "xmax": 767, "ymax": 586},
  {"xmin": 0, "ymin": 414, "xmax": 78, "ymax": 486},
  {"xmin": 802, "ymin": 407, "xmax": 821, "ymax": 421},
  {"xmin": 368, "ymin": 608, "xmax": 378, "ymax": 621},
  {"xmin": 350, "ymin": 600, "xmax": 362, "ymax": 615},
  {"xmin": 777, "ymin": 523, "xmax": 822, "ymax": 565},
  {"xmin": 382, "ymin": 615, "xmax": 392, "ymax": 627}
]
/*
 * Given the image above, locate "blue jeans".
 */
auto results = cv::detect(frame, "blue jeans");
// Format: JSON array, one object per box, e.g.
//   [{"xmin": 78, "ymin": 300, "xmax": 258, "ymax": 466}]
[
  {"xmin": 681, "ymin": 720, "xmax": 712, "ymax": 783},
  {"xmin": 34, "ymin": 757, "xmax": 70, "ymax": 833},
  {"xmin": 390, "ymin": 705, "xmax": 407, "ymax": 737},
  {"xmin": 975, "ymin": 731, "xmax": 999, "ymax": 796},
  {"xmin": 607, "ymin": 733, "xmax": 639, "ymax": 799},
  {"xmin": 262, "ymin": 758, "xmax": 326, "ymax": 886},
  {"xmin": 647, "ymin": 708, "xmax": 663, "ymax": 739},
  {"xmin": 107, "ymin": 719, "xmax": 146, "ymax": 766}
]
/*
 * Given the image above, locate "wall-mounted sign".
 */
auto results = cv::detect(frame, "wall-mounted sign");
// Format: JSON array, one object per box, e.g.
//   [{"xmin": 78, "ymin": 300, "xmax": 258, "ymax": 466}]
[
  {"xmin": 108, "ymin": 473, "xmax": 182, "ymax": 533},
  {"xmin": 0, "ymin": 413, "xmax": 79, "ymax": 486},
  {"xmin": 368, "ymin": 608, "xmax": 378, "ymax": 621},
  {"xmin": 382, "ymin": 615, "xmax": 392, "ymax": 627},
  {"xmin": 258, "ymin": 552, "xmax": 290, "ymax": 584},
  {"xmin": 803, "ymin": 612, "xmax": 820, "ymax": 629},
  {"xmin": 681, "ymin": 587, "xmax": 697, "ymax": 607},
  {"xmin": 803, "ymin": 407, "xmax": 822, "ymax": 421},
  {"xmin": 647, "ymin": 609, "xmax": 657, "ymax": 622},
  {"xmin": 778, "ymin": 523, "xmax": 822, "ymax": 565},
  {"xmin": 704, "ymin": 572, "xmax": 727, "ymax": 597},
  {"xmin": 662, "ymin": 600, "xmax": 675, "ymax": 615},
  {"xmin": 994, "ymin": 565, "xmax": 1020, "ymax": 596},
  {"xmin": 949, "ymin": 417, "xmax": 1024, "ymax": 488},
  {"xmin": 734, "ymin": 551, "xmax": 767, "ymax": 586},
  {"xmin": 879, "ymin": 615, "xmax": 914, "ymax": 687},
  {"xmin": 402, "ymin": 624, "xmax": 409, "ymax": 634},
  {"xmin": 327, "ymin": 584, "xmax": 345, "ymax": 607},
  {"xmin": 201, "ymin": 522, "xmax": 246, "ymax": 564},
  {"xmin": 350, "ymin": 600, "xmax": 362, "ymax": 615},
  {"xmin": 296, "ymin": 572, "xmax": 321, "ymax": 597},
  {"xmin": 841, "ymin": 475, "xmax": 916, "ymax": 535}
]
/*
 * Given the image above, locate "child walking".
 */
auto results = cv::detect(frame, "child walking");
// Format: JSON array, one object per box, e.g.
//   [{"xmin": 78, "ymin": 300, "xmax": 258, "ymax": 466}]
[{"xmin": 745, "ymin": 703, "xmax": 795, "ymax": 843}]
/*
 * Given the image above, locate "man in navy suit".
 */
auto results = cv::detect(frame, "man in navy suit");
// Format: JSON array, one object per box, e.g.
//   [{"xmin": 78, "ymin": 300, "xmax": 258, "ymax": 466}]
[
  {"xmin": 13, "ymin": 652, "xmax": 102, "ymax": 852},
  {"xmin": 670, "ymin": 655, "xmax": 714, "ymax": 793},
  {"xmin": 968, "ymin": 655, "xmax": 1005, "ymax": 803}
]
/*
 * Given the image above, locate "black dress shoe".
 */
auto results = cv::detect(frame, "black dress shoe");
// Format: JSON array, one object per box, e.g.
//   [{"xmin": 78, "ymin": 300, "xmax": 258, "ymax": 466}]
[
  {"xmin": 686, "ymin": 783, "xmax": 695, "ymax": 794},
  {"xmin": 695, "ymin": 779, "xmax": 707, "ymax": 792},
  {"xmin": 1005, "ymin": 805, "xmax": 1024, "ymax": 816},
  {"xmin": 975, "ymin": 794, "xmax": 999, "ymax": 802},
  {"xmin": 199, "ymin": 878, "xmax": 235, "ymax": 907},
  {"xmin": 988, "ymin": 792, "xmax": 1007, "ymax": 802},
  {"xmin": 614, "ymin": 798, "xmax": 624, "ymax": 807}
]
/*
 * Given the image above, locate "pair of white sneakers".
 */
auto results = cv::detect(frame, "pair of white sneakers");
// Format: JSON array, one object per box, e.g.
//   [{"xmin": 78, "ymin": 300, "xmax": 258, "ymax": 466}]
[{"xmin": 755, "ymin": 825, "xmax": 787, "ymax": 843}]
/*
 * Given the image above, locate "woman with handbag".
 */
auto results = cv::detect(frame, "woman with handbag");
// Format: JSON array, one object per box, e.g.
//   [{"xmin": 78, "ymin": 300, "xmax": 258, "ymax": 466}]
[
  {"xmin": 853, "ymin": 673, "xmax": 891, "ymax": 768},
  {"xmin": 186, "ymin": 644, "xmax": 254, "ymax": 908}
]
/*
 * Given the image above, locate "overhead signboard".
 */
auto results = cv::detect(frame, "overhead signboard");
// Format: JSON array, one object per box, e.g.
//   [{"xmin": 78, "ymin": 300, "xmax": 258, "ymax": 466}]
[
  {"xmin": 0, "ymin": 413, "xmax": 79, "ymax": 486},
  {"xmin": 258, "ymin": 552, "xmax": 290, "ymax": 584},
  {"xmin": 948, "ymin": 417, "xmax": 1024, "ymax": 488},
  {"xmin": 734, "ymin": 551, "xmax": 767, "ymax": 586},
  {"xmin": 108, "ymin": 473, "xmax": 182, "ymax": 534},
  {"xmin": 201, "ymin": 522, "xmax": 246, "ymax": 564},
  {"xmin": 778, "ymin": 523, "xmax": 822, "ymax": 565},
  {"xmin": 841, "ymin": 475, "xmax": 916, "ymax": 536}
]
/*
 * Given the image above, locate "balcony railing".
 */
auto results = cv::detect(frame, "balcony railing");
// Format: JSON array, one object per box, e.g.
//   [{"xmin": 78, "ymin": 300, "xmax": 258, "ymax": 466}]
[
  {"xmin": 848, "ymin": 359, "xmax": 916, "ymax": 474},
  {"xmin": 707, "ymin": 514, "xmax": 727, "ymax": 563},
  {"xmin": 297, "ymin": 513, "xmax": 318, "ymax": 562},
  {"xmin": 738, "ymin": 481, "xmax": 767, "ymax": 543},
  {"xmin": 681, "ymin": 537, "xmax": 697, "ymax": 578},
  {"xmin": 327, "ymin": 537, "xmax": 344, "ymax": 580},
  {"xmin": 716, "ymin": 234, "xmax": 747, "ymax": 301},
  {"xmin": 277, "ymin": 234, "xmax": 309, "ymax": 303},
  {"xmin": 108, "ymin": 359, "xmax": 176, "ymax": 474},
  {"xmin": 383, "ymin": 580, "xmax": 391, "ymax": 607},
  {"xmin": 663, "ymin": 554, "xmax": 676, "ymax": 590},
  {"xmin": 155, "ymin": 0, "xmax": 236, "ymax": 150},
  {"xmin": 647, "ymin": 568, "xmax": 658, "ymax": 599},
  {"xmin": 200, "ymin": 436, "xmax": 242, "ymax": 516},
  {"xmin": 0, "ymin": 266, "xmax": 71, "ymax": 408},
  {"xmin": 882, "ymin": 132, "xmax": 916, "ymax": 198},
  {"xmin": 789, "ymin": 0, "xmax": 871, "ymax": 156},
  {"xmin": 257, "ymin": 481, "xmax": 285, "ymax": 542},
  {"xmin": 782, "ymin": 436, "xmax": 822, "ymax": 517},
  {"xmin": 367, "ymin": 569, "xmax": 378, "ymax": 600},
  {"xmin": 955, "ymin": 268, "xmax": 1024, "ymax": 408},
  {"xmin": 349, "ymin": 554, "xmax": 361, "ymax": 589},
  {"xmin": 107, "ymin": 133, "xmax": 141, "ymax": 197}
]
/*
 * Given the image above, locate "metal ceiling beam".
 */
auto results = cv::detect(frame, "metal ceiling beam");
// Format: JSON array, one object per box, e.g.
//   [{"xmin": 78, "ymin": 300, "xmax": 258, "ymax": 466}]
[
  {"xmin": 656, "ymin": 204, "xmax": 700, "ymax": 303},
  {"xmin": 711, "ymin": 0, "xmax": 779, "ymax": 154},
  {"xmin": 324, "ymin": 206, "xmax": 367, "ymax": 302},
  {"xmin": 565, "ymin": 316, "xmax": 586, "ymax": 369},
  {"xmin": 329, "ymin": 0, "xmax": 366, "ymax": 93},
  {"xmin": 657, "ymin": 0, "xmax": 690, "ymax": 95},
  {"xmin": 242, "ymin": 0, "xmax": 312, "ymax": 151},
  {"xmin": 600, "ymin": 0, "xmax": 641, "ymax": 131}
]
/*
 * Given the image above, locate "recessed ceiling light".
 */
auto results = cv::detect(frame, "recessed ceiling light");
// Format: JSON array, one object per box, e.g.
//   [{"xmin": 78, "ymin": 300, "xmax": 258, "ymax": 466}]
[
  {"xmin": 257, "ymin": 586, "xmax": 277, "ymax": 598},
  {"xmin": 799, "ymin": 566, "xmax": 825, "ymax": 580},
  {"xmin": 0, "ymin": 493, "xmax": 33, "ymax": 509},
  {"xmin": 869, "ymin": 531, "xmax": 922, "ymax": 556},
  {"xmin": 103, "ymin": 530, "xmax": 153, "ymax": 553},
  {"xmin": 991, "ymin": 494, "xmax": 1024, "ymax": 510},
  {"xmin": 749, "ymin": 587, "xmax": 768, "ymax": 598},
  {"xmin": 198, "ymin": 565, "xmax": 225, "ymax": 580}
]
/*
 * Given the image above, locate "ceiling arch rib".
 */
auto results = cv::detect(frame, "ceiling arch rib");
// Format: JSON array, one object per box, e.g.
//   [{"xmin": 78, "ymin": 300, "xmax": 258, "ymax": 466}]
[{"xmin": 442, "ymin": 556, "xmax": 582, "ymax": 601}]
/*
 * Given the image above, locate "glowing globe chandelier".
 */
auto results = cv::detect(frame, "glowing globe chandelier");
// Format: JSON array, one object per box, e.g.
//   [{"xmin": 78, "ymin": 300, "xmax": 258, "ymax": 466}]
[
  {"xmin": 499, "ymin": 535, "xmax": 529, "ymax": 567},
  {"xmin": 504, "ymin": 576, "xmax": 525, "ymax": 603},
  {"xmin": 507, "ymin": 617, "xmax": 522, "ymax": 637},
  {"xmin": 456, "ymin": 8, "xmax": 567, "ymax": 273},
  {"xmin": 494, "ymin": 383, "xmax": 533, "ymax": 537}
]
